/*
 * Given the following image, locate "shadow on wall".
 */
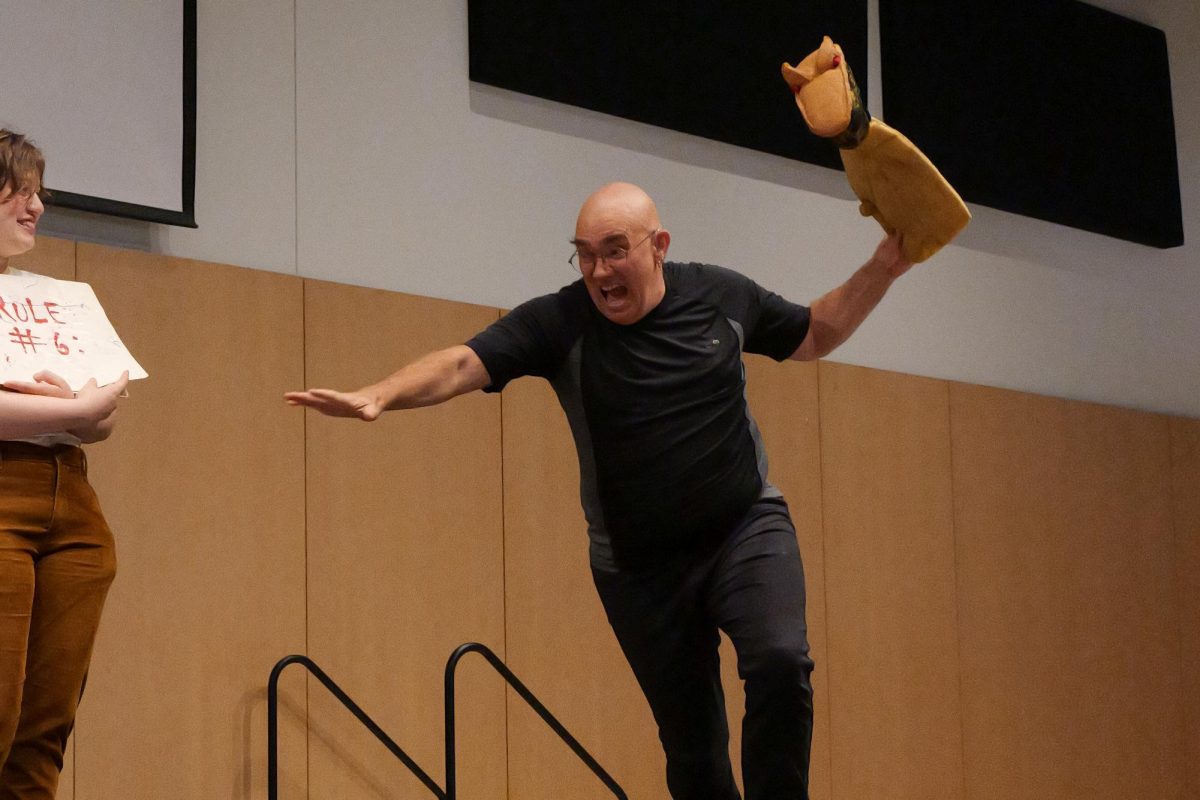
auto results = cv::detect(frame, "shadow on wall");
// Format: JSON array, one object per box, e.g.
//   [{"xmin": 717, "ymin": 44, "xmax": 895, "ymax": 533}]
[
  {"xmin": 468, "ymin": 81, "xmax": 857, "ymax": 203},
  {"xmin": 948, "ymin": 203, "xmax": 1191, "ymax": 286},
  {"xmin": 267, "ymin": 688, "xmax": 422, "ymax": 800},
  {"xmin": 469, "ymin": 83, "xmax": 1193, "ymax": 285},
  {"xmin": 37, "ymin": 205, "xmax": 159, "ymax": 255}
]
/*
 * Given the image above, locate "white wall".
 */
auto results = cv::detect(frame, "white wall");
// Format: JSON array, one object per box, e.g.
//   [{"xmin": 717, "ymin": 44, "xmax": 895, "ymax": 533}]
[{"xmin": 39, "ymin": 0, "xmax": 1200, "ymax": 417}]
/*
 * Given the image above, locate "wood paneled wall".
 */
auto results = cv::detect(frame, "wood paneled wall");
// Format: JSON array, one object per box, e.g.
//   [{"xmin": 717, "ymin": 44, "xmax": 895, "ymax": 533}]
[
  {"xmin": 951, "ymin": 385, "xmax": 1184, "ymax": 798},
  {"xmin": 818, "ymin": 363, "xmax": 963, "ymax": 799},
  {"xmin": 303, "ymin": 281, "xmax": 506, "ymax": 799},
  {"xmin": 6, "ymin": 239, "xmax": 1197, "ymax": 799},
  {"xmin": 1170, "ymin": 417, "xmax": 1200, "ymax": 799},
  {"xmin": 74, "ymin": 245, "xmax": 308, "ymax": 799}
]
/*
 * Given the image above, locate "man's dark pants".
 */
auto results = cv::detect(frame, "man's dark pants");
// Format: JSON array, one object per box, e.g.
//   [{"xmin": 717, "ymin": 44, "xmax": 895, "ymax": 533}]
[{"xmin": 593, "ymin": 498, "xmax": 814, "ymax": 800}]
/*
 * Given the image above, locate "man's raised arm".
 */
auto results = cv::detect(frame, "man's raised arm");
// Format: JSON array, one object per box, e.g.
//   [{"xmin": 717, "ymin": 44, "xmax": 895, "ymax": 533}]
[
  {"xmin": 790, "ymin": 232, "xmax": 914, "ymax": 362},
  {"xmin": 284, "ymin": 345, "xmax": 491, "ymax": 420}
]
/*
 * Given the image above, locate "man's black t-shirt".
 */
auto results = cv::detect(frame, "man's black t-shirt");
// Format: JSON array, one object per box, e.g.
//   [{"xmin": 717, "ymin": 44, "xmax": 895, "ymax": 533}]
[{"xmin": 466, "ymin": 262, "xmax": 810, "ymax": 569}]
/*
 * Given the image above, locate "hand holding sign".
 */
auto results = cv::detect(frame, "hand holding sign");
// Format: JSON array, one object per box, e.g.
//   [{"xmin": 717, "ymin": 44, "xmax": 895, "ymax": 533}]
[
  {"xmin": 0, "ymin": 270, "xmax": 146, "ymax": 389},
  {"xmin": 2, "ymin": 369, "xmax": 130, "ymax": 443},
  {"xmin": 1, "ymin": 368, "xmax": 76, "ymax": 398},
  {"xmin": 67, "ymin": 372, "xmax": 129, "ymax": 441}
]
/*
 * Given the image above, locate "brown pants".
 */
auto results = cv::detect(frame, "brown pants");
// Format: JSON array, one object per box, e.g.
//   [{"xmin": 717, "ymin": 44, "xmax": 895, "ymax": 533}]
[{"xmin": 0, "ymin": 442, "xmax": 116, "ymax": 800}]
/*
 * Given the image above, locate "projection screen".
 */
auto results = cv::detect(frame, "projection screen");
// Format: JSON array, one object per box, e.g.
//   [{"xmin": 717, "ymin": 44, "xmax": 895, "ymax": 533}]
[{"xmin": 0, "ymin": 0, "xmax": 197, "ymax": 227}]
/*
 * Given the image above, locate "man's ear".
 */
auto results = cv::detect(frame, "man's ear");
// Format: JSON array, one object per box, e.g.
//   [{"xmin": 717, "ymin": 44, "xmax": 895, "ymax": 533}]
[{"xmin": 653, "ymin": 229, "xmax": 671, "ymax": 264}]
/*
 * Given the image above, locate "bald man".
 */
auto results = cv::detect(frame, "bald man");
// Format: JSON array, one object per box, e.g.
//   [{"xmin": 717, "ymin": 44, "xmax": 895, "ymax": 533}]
[{"xmin": 287, "ymin": 182, "xmax": 913, "ymax": 799}]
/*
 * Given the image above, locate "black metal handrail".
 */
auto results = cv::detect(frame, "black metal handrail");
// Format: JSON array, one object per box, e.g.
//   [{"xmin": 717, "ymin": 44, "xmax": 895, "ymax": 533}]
[
  {"xmin": 267, "ymin": 645, "xmax": 626, "ymax": 799},
  {"xmin": 267, "ymin": 654, "xmax": 446, "ymax": 799},
  {"xmin": 444, "ymin": 642, "xmax": 626, "ymax": 800}
]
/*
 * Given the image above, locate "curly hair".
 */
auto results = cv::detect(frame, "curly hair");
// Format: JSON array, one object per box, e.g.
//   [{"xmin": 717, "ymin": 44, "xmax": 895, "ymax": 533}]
[{"xmin": 0, "ymin": 129, "xmax": 46, "ymax": 197}]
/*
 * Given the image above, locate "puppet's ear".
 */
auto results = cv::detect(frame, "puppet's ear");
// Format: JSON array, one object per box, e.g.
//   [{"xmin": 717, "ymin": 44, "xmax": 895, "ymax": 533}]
[{"xmin": 781, "ymin": 36, "xmax": 854, "ymax": 138}]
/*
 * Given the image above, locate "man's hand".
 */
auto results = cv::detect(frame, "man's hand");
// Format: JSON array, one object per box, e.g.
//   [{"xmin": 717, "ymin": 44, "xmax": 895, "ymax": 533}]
[
  {"xmin": 284, "ymin": 388, "xmax": 383, "ymax": 421},
  {"xmin": 869, "ymin": 232, "xmax": 915, "ymax": 280},
  {"xmin": 790, "ymin": 232, "xmax": 917, "ymax": 361},
  {"xmin": 285, "ymin": 346, "xmax": 491, "ymax": 418}
]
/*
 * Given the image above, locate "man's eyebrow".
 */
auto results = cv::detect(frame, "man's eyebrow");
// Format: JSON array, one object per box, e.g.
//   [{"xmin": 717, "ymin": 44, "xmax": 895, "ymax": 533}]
[{"xmin": 569, "ymin": 233, "xmax": 630, "ymax": 248}]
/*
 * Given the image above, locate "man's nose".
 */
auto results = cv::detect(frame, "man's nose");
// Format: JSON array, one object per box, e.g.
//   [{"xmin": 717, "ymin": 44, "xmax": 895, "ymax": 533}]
[{"xmin": 27, "ymin": 192, "xmax": 44, "ymax": 217}]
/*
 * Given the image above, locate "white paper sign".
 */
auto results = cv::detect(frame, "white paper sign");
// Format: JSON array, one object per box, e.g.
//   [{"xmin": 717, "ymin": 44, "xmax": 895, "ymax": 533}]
[{"xmin": 0, "ymin": 270, "xmax": 148, "ymax": 390}]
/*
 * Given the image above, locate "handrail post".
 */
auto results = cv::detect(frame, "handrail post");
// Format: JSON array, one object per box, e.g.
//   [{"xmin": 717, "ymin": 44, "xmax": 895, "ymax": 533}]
[
  {"xmin": 268, "ymin": 655, "xmax": 304, "ymax": 800},
  {"xmin": 444, "ymin": 642, "xmax": 627, "ymax": 800},
  {"xmin": 270, "ymin": 646, "xmax": 625, "ymax": 800},
  {"xmin": 444, "ymin": 648, "xmax": 459, "ymax": 800},
  {"xmin": 268, "ymin": 654, "xmax": 446, "ymax": 800}
]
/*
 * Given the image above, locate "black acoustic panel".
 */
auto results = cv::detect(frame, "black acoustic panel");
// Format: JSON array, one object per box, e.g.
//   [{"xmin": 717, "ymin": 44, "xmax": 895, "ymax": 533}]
[
  {"xmin": 880, "ymin": 0, "xmax": 1183, "ymax": 248},
  {"xmin": 468, "ymin": 1, "xmax": 869, "ymax": 172}
]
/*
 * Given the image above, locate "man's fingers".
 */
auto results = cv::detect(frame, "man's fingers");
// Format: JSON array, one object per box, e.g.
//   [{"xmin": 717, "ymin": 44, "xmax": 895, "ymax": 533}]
[
  {"xmin": 284, "ymin": 388, "xmax": 375, "ymax": 419},
  {"xmin": 286, "ymin": 388, "xmax": 346, "ymax": 405},
  {"xmin": 285, "ymin": 389, "xmax": 329, "ymax": 406}
]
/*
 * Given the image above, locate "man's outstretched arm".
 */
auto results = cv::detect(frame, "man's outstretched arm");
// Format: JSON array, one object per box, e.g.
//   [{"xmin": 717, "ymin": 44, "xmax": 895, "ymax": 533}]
[
  {"xmin": 790, "ymin": 232, "xmax": 913, "ymax": 362},
  {"xmin": 284, "ymin": 344, "xmax": 491, "ymax": 420}
]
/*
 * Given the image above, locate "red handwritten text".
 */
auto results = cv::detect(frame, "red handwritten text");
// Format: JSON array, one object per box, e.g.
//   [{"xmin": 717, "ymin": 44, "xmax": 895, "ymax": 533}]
[
  {"xmin": 8, "ymin": 327, "xmax": 45, "ymax": 354},
  {"xmin": 0, "ymin": 297, "xmax": 65, "ymax": 325}
]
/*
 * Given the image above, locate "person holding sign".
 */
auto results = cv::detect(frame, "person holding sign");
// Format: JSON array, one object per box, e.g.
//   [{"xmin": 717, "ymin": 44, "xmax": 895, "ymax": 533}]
[
  {"xmin": 288, "ymin": 182, "xmax": 917, "ymax": 799},
  {"xmin": 0, "ymin": 129, "xmax": 128, "ymax": 799}
]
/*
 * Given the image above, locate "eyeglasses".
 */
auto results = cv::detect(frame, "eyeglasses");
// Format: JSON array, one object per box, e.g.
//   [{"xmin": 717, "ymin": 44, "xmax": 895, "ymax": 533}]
[
  {"xmin": 0, "ymin": 184, "xmax": 44, "ymax": 206},
  {"xmin": 569, "ymin": 229, "xmax": 658, "ymax": 272}
]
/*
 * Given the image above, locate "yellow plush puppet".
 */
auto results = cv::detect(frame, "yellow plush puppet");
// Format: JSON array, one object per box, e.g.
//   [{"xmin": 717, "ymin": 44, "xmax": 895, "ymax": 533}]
[{"xmin": 782, "ymin": 36, "xmax": 970, "ymax": 263}]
